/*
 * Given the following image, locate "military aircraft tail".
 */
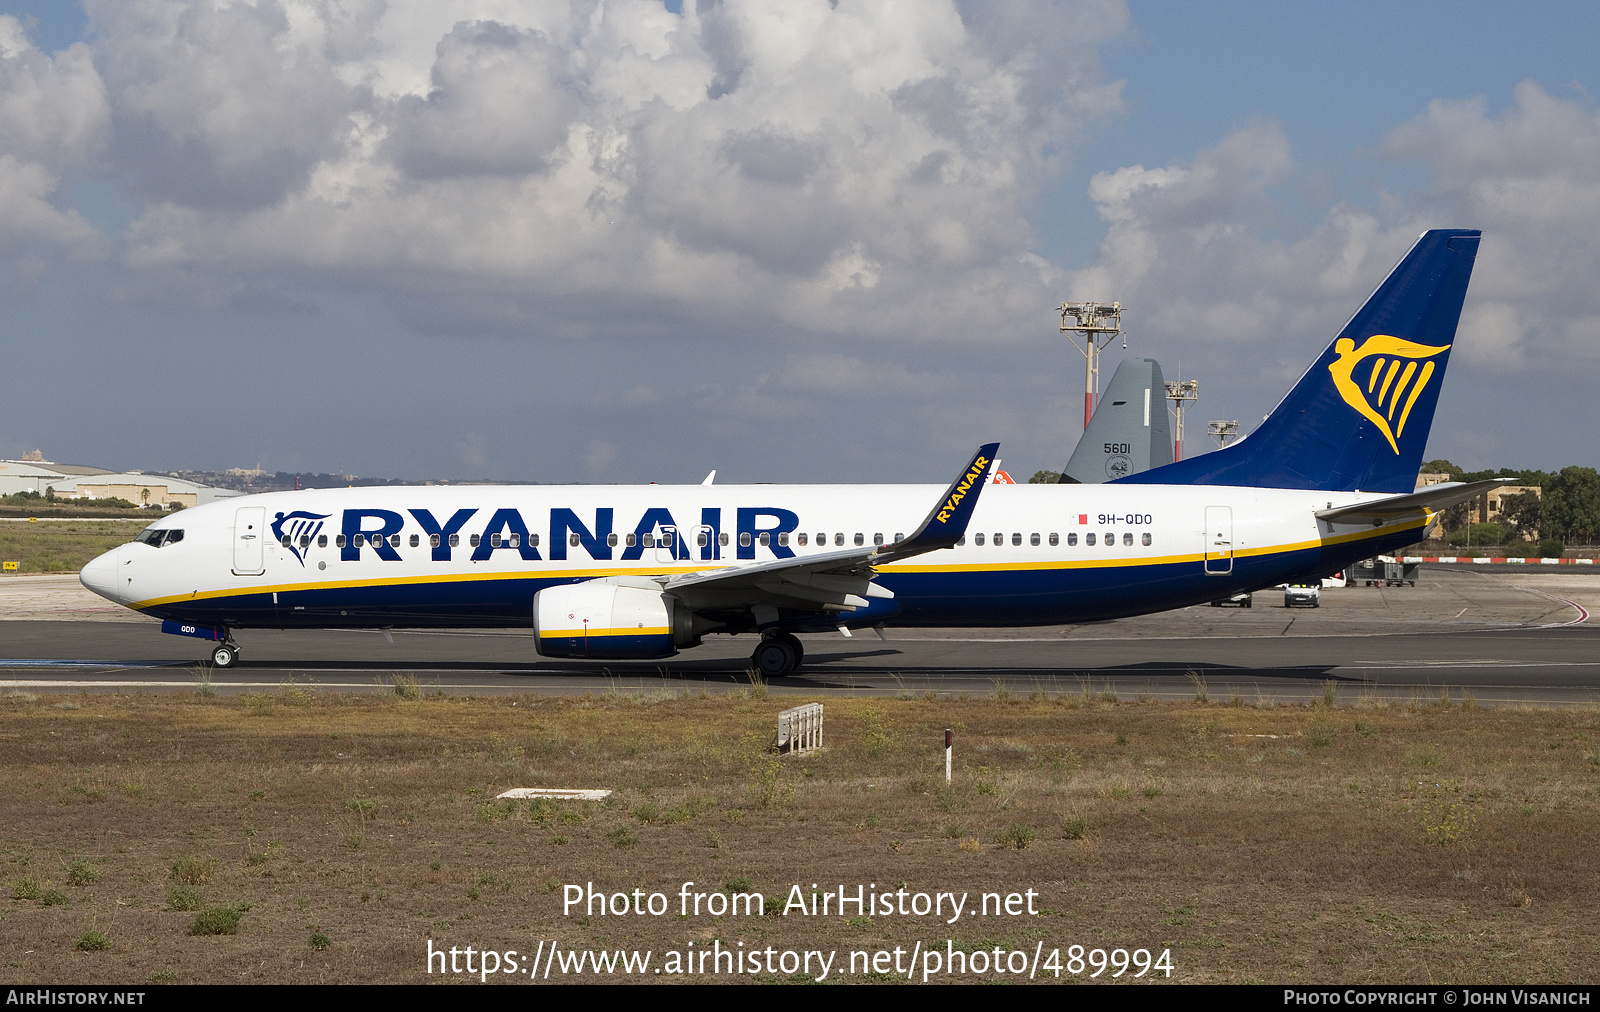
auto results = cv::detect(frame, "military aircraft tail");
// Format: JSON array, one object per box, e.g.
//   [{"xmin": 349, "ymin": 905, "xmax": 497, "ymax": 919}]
[{"xmin": 1059, "ymin": 357, "xmax": 1174, "ymax": 483}]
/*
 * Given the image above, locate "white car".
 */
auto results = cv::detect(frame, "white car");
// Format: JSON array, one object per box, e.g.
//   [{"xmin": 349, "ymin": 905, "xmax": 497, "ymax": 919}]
[{"xmin": 1284, "ymin": 583, "xmax": 1321, "ymax": 608}]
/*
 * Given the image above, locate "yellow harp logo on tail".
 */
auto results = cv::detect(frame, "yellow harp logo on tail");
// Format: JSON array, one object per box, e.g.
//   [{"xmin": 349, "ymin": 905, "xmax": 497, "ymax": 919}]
[{"xmin": 1327, "ymin": 335, "xmax": 1451, "ymax": 454}]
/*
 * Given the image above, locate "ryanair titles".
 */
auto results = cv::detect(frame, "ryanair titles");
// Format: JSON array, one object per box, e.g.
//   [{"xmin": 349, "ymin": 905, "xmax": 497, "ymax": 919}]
[
  {"xmin": 935, "ymin": 455, "xmax": 989, "ymax": 525},
  {"xmin": 274, "ymin": 506, "xmax": 803, "ymax": 565}
]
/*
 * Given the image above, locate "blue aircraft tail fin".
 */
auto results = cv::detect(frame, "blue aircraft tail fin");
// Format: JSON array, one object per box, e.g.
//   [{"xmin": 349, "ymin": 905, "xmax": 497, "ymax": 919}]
[{"xmin": 1116, "ymin": 229, "xmax": 1480, "ymax": 494}]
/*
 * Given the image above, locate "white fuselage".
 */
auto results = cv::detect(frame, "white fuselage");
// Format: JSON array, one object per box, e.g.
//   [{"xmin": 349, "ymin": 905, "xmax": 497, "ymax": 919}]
[{"xmin": 80, "ymin": 482, "xmax": 1426, "ymax": 634}]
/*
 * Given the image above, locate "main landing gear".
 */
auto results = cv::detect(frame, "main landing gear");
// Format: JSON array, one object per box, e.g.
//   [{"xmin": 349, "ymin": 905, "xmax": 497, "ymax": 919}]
[
  {"xmin": 751, "ymin": 632, "xmax": 804, "ymax": 679},
  {"xmin": 210, "ymin": 641, "xmax": 240, "ymax": 669}
]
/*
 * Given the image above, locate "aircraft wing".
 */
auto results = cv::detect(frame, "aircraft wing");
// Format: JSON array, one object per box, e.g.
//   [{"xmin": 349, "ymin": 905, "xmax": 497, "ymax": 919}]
[
  {"xmin": 663, "ymin": 443, "xmax": 998, "ymax": 615},
  {"xmin": 1314, "ymin": 478, "xmax": 1513, "ymax": 524}
]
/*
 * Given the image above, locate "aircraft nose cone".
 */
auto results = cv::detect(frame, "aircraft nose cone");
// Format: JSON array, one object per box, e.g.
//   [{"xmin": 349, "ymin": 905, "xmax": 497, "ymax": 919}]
[{"xmin": 80, "ymin": 548, "xmax": 123, "ymax": 603}]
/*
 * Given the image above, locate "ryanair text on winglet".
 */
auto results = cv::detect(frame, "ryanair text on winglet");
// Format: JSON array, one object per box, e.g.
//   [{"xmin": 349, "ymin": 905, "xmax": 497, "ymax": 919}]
[{"xmin": 936, "ymin": 455, "xmax": 989, "ymax": 525}]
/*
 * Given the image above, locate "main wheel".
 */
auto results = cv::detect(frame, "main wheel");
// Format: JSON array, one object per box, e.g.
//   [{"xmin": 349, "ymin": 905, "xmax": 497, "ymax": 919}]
[
  {"xmin": 751, "ymin": 636, "xmax": 799, "ymax": 679},
  {"xmin": 211, "ymin": 643, "xmax": 239, "ymax": 668}
]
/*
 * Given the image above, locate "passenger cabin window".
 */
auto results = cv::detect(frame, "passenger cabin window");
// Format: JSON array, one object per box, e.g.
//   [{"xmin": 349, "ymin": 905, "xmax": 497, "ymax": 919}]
[
  {"xmin": 661, "ymin": 532, "xmax": 673, "ymax": 547},
  {"xmin": 530, "ymin": 534, "xmax": 540, "ymax": 547},
  {"xmin": 956, "ymin": 535, "xmax": 966, "ymax": 546},
  {"xmin": 607, "ymin": 533, "xmax": 618, "ymax": 548},
  {"xmin": 642, "ymin": 533, "xmax": 654, "ymax": 547},
  {"xmin": 430, "ymin": 534, "xmax": 441, "ymax": 548},
  {"xmin": 777, "ymin": 532, "xmax": 789, "ymax": 546},
  {"xmin": 974, "ymin": 533, "xmax": 985, "ymax": 546},
  {"xmin": 336, "ymin": 534, "xmax": 346, "ymax": 548},
  {"xmin": 993, "ymin": 532, "xmax": 1002, "ymax": 546},
  {"xmin": 317, "ymin": 534, "xmax": 327, "ymax": 548},
  {"xmin": 854, "ymin": 533, "xmax": 864, "ymax": 546},
  {"xmin": 1048, "ymin": 533, "xmax": 1058, "ymax": 547},
  {"xmin": 873, "ymin": 533, "xmax": 883, "ymax": 546},
  {"xmin": 1123, "ymin": 532, "xmax": 1133, "ymax": 547},
  {"xmin": 509, "ymin": 533, "xmax": 520, "ymax": 548},
  {"xmin": 834, "ymin": 533, "xmax": 844, "ymax": 546},
  {"xmin": 1142, "ymin": 532, "xmax": 1152, "ymax": 546},
  {"xmin": 391, "ymin": 534, "xmax": 401, "ymax": 548},
  {"xmin": 1085, "ymin": 533, "xmax": 1095, "ymax": 546},
  {"xmin": 281, "ymin": 536, "xmax": 291, "ymax": 548},
  {"xmin": 448, "ymin": 534, "xmax": 458, "ymax": 547},
  {"xmin": 491, "ymin": 534, "xmax": 502, "ymax": 548},
  {"xmin": 469, "ymin": 534, "xmax": 480, "ymax": 547},
  {"xmin": 895, "ymin": 532, "xmax": 903, "ymax": 541},
  {"xmin": 719, "ymin": 533, "xmax": 729, "ymax": 546},
  {"xmin": 410, "ymin": 534, "xmax": 419, "ymax": 547},
  {"xmin": 1067, "ymin": 533, "xmax": 1077, "ymax": 546},
  {"xmin": 1104, "ymin": 531, "xmax": 1114, "ymax": 547},
  {"xmin": 1030, "ymin": 533, "xmax": 1040, "ymax": 547},
  {"xmin": 698, "ymin": 532, "xmax": 709, "ymax": 547},
  {"xmin": 1012, "ymin": 533, "xmax": 1022, "ymax": 546},
  {"xmin": 798, "ymin": 533, "xmax": 808, "ymax": 546},
  {"xmin": 626, "ymin": 533, "xmax": 637, "ymax": 547},
  {"xmin": 740, "ymin": 532, "xmax": 752, "ymax": 547},
  {"xmin": 300, "ymin": 535, "xmax": 311, "ymax": 548},
  {"xmin": 759, "ymin": 532, "xmax": 770, "ymax": 547},
  {"xmin": 569, "ymin": 533, "xmax": 581, "ymax": 547}
]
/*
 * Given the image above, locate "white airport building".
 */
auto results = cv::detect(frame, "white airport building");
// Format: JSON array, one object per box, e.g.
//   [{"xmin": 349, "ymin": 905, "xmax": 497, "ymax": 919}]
[{"xmin": 0, "ymin": 458, "xmax": 239, "ymax": 507}]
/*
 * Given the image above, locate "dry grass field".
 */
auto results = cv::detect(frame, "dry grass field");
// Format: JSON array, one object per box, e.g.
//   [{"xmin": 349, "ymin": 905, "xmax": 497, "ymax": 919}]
[
  {"xmin": 0, "ymin": 520, "xmax": 149, "ymax": 575},
  {"xmin": 3, "ymin": 685, "xmax": 1598, "ymax": 985}
]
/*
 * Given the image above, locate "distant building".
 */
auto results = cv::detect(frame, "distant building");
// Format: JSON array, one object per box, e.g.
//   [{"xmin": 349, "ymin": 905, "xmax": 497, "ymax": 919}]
[
  {"xmin": 0, "ymin": 460, "xmax": 237, "ymax": 507},
  {"xmin": 1414, "ymin": 470, "xmax": 1542, "ymax": 541}
]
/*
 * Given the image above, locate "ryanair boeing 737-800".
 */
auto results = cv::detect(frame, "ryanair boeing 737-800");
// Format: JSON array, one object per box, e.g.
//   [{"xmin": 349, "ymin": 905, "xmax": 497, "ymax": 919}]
[{"xmin": 81, "ymin": 230, "xmax": 1504, "ymax": 678}]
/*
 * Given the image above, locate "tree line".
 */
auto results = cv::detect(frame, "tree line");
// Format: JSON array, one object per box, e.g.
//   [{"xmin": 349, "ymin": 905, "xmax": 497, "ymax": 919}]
[{"xmin": 1423, "ymin": 461, "xmax": 1600, "ymax": 547}]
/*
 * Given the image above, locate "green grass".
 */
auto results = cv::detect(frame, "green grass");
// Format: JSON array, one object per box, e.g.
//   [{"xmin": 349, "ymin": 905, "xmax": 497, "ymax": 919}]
[
  {"xmin": 0, "ymin": 520, "xmax": 149, "ymax": 573},
  {"xmin": 75, "ymin": 930, "xmax": 111, "ymax": 952},
  {"xmin": 188, "ymin": 907, "xmax": 242, "ymax": 936}
]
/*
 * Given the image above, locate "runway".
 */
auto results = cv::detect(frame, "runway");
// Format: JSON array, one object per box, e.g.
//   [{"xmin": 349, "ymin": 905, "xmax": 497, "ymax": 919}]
[{"xmin": 2, "ymin": 566, "xmax": 1597, "ymax": 703}]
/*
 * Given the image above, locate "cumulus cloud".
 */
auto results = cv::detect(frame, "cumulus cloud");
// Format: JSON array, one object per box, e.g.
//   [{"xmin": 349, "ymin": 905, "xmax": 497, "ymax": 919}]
[
  {"xmin": 1380, "ymin": 81, "xmax": 1600, "ymax": 364},
  {"xmin": 1068, "ymin": 120, "xmax": 1420, "ymax": 367},
  {"xmin": 47, "ymin": 0, "xmax": 1124, "ymax": 340},
  {"xmin": 1061, "ymin": 82, "xmax": 1600, "ymax": 419},
  {"xmin": 0, "ymin": 16, "xmax": 108, "ymax": 269}
]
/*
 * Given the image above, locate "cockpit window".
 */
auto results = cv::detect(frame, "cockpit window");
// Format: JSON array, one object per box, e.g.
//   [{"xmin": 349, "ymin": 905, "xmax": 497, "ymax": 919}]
[{"xmin": 134, "ymin": 528, "xmax": 183, "ymax": 547}]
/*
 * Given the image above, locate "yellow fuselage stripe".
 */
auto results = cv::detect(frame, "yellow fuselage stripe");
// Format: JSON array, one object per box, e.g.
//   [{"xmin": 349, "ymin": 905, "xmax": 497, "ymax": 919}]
[{"xmin": 129, "ymin": 519, "xmax": 1425, "ymax": 612}]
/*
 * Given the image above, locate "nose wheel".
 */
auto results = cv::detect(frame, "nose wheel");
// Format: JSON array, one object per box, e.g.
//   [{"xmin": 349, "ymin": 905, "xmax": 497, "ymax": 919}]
[
  {"xmin": 210, "ymin": 642, "xmax": 240, "ymax": 669},
  {"xmin": 751, "ymin": 632, "xmax": 804, "ymax": 679}
]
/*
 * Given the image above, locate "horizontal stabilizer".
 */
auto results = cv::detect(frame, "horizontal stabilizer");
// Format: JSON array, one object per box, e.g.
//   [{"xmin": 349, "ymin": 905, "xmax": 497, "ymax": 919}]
[{"xmin": 1315, "ymin": 478, "xmax": 1513, "ymax": 524}]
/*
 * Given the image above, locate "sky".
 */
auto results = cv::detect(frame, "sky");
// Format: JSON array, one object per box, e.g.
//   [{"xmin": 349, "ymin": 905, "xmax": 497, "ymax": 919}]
[{"xmin": 1, "ymin": 0, "xmax": 1597, "ymax": 484}]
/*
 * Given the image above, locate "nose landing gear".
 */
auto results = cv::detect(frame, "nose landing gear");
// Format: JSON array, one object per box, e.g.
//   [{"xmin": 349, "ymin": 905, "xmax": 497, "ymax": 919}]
[
  {"xmin": 210, "ymin": 642, "xmax": 240, "ymax": 668},
  {"xmin": 751, "ymin": 632, "xmax": 804, "ymax": 679}
]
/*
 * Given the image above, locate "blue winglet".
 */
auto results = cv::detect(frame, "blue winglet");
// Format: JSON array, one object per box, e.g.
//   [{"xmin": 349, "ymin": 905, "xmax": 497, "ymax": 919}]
[{"xmin": 888, "ymin": 442, "xmax": 1000, "ymax": 555}]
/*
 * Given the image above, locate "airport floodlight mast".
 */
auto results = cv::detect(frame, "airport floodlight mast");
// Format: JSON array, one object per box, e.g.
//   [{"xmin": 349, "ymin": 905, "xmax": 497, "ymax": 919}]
[
  {"xmin": 1164, "ymin": 379, "xmax": 1198, "ymax": 461},
  {"xmin": 1207, "ymin": 420, "xmax": 1239, "ymax": 450},
  {"xmin": 1058, "ymin": 301, "xmax": 1125, "ymax": 431}
]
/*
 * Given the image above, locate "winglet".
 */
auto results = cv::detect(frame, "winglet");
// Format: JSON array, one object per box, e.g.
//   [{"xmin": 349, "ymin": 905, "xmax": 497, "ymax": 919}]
[{"xmin": 881, "ymin": 442, "xmax": 999, "ymax": 557}]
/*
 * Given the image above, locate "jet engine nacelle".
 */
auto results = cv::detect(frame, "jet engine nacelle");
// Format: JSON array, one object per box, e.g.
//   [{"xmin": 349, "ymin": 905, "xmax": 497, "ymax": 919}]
[{"xmin": 533, "ymin": 581, "xmax": 696, "ymax": 660}]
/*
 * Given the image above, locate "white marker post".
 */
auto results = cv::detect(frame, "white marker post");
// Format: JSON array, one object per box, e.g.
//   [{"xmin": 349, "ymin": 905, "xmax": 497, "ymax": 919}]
[{"xmin": 944, "ymin": 728, "xmax": 952, "ymax": 784}]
